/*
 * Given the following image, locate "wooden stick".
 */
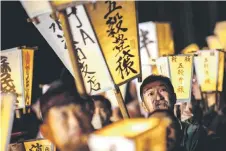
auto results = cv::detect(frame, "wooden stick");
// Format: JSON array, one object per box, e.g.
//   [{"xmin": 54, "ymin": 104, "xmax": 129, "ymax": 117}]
[
  {"xmin": 114, "ymin": 86, "xmax": 130, "ymax": 118},
  {"xmin": 58, "ymin": 10, "xmax": 87, "ymax": 98}
]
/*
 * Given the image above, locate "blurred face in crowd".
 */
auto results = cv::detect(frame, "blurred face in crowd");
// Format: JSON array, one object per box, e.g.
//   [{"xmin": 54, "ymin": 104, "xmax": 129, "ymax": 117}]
[
  {"xmin": 180, "ymin": 102, "xmax": 193, "ymax": 121},
  {"xmin": 142, "ymin": 81, "xmax": 176, "ymax": 113},
  {"xmin": 94, "ymin": 100, "xmax": 112, "ymax": 125},
  {"xmin": 149, "ymin": 111, "xmax": 181, "ymax": 151},
  {"xmin": 40, "ymin": 103, "xmax": 93, "ymax": 151}
]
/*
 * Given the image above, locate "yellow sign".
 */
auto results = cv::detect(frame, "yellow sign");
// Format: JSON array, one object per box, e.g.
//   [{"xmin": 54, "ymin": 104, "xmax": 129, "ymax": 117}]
[
  {"xmin": 157, "ymin": 55, "xmax": 194, "ymax": 102},
  {"xmin": 1, "ymin": 93, "xmax": 15, "ymax": 151},
  {"xmin": 218, "ymin": 51, "xmax": 224, "ymax": 91},
  {"xmin": 194, "ymin": 50, "xmax": 224, "ymax": 92},
  {"xmin": 22, "ymin": 49, "xmax": 34, "ymax": 106},
  {"xmin": 24, "ymin": 139, "xmax": 55, "ymax": 151},
  {"xmin": 156, "ymin": 23, "xmax": 175, "ymax": 56},
  {"xmin": 85, "ymin": 1, "xmax": 141, "ymax": 85},
  {"xmin": 89, "ymin": 118, "xmax": 169, "ymax": 151}
]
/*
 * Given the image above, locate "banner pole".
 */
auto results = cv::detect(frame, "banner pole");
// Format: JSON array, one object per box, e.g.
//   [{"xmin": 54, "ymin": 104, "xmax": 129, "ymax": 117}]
[
  {"xmin": 58, "ymin": 10, "xmax": 87, "ymax": 98},
  {"xmin": 114, "ymin": 86, "xmax": 130, "ymax": 119}
]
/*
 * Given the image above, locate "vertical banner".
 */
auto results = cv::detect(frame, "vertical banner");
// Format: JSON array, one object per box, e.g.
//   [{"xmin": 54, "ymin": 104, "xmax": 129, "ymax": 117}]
[
  {"xmin": 85, "ymin": 1, "xmax": 141, "ymax": 86},
  {"xmin": 156, "ymin": 23, "xmax": 175, "ymax": 56},
  {"xmin": 218, "ymin": 51, "xmax": 224, "ymax": 91},
  {"xmin": 1, "ymin": 48, "xmax": 25, "ymax": 109},
  {"xmin": 0, "ymin": 93, "xmax": 16, "ymax": 151},
  {"xmin": 139, "ymin": 21, "xmax": 158, "ymax": 64},
  {"xmin": 33, "ymin": 5, "xmax": 114, "ymax": 95},
  {"xmin": 157, "ymin": 55, "xmax": 193, "ymax": 102},
  {"xmin": 24, "ymin": 139, "xmax": 55, "ymax": 151},
  {"xmin": 22, "ymin": 49, "xmax": 34, "ymax": 106},
  {"xmin": 194, "ymin": 50, "xmax": 224, "ymax": 92}
]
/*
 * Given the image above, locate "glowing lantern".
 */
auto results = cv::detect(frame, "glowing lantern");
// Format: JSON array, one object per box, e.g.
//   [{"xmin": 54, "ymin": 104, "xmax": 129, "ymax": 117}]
[
  {"xmin": 88, "ymin": 118, "xmax": 170, "ymax": 151},
  {"xmin": 0, "ymin": 93, "xmax": 16, "ymax": 151},
  {"xmin": 194, "ymin": 50, "xmax": 224, "ymax": 92},
  {"xmin": 156, "ymin": 55, "xmax": 194, "ymax": 103},
  {"xmin": 1, "ymin": 47, "xmax": 35, "ymax": 109}
]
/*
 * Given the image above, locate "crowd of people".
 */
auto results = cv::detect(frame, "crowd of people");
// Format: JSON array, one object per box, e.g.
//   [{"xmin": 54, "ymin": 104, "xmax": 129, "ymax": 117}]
[{"xmin": 9, "ymin": 73, "xmax": 226, "ymax": 151}]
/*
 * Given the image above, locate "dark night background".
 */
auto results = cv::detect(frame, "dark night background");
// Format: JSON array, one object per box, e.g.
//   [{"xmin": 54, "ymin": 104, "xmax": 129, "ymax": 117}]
[{"xmin": 1, "ymin": 1, "xmax": 226, "ymax": 140}]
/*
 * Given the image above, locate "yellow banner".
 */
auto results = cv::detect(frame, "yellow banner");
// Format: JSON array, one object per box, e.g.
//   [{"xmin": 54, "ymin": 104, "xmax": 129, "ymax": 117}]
[
  {"xmin": 169, "ymin": 55, "xmax": 193, "ymax": 101},
  {"xmin": 22, "ymin": 49, "xmax": 34, "ymax": 106},
  {"xmin": 218, "ymin": 51, "xmax": 224, "ymax": 91},
  {"xmin": 24, "ymin": 139, "xmax": 55, "ymax": 151},
  {"xmin": 156, "ymin": 23, "xmax": 175, "ymax": 56},
  {"xmin": 85, "ymin": 1, "xmax": 140, "ymax": 85}
]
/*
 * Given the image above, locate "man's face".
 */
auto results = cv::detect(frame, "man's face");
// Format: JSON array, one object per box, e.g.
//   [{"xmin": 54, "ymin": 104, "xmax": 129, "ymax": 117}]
[
  {"xmin": 94, "ymin": 101, "xmax": 111, "ymax": 124},
  {"xmin": 42, "ymin": 104, "xmax": 92, "ymax": 151},
  {"xmin": 142, "ymin": 81, "xmax": 175, "ymax": 112}
]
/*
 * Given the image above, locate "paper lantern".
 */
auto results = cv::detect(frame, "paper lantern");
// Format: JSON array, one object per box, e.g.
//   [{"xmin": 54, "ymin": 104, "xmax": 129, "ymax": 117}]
[
  {"xmin": 88, "ymin": 118, "xmax": 170, "ymax": 151},
  {"xmin": 0, "ymin": 93, "xmax": 16, "ymax": 151},
  {"xmin": 156, "ymin": 55, "xmax": 194, "ymax": 103},
  {"xmin": 194, "ymin": 50, "xmax": 224, "ymax": 92},
  {"xmin": 138, "ymin": 21, "xmax": 175, "ymax": 65},
  {"xmin": 1, "ymin": 47, "xmax": 35, "ymax": 109}
]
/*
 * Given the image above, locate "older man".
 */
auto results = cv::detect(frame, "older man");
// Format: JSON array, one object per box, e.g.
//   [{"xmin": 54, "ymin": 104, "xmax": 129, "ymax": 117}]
[
  {"xmin": 39, "ymin": 80, "xmax": 93, "ymax": 151},
  {"xmin": 140, "ymin": 75, "xmax": 207, "ymax": 151}
]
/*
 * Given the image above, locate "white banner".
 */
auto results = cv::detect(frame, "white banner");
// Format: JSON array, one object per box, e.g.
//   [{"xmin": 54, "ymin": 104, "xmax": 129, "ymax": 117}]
[
  {"xmin": 139, "ymin": 21, "xmax": 158, "ymax": 65},
  {"xmin": 33, "ymin": 5, "xmax": 114, "ymax": 95},
  {"xmin": 1, "ymin": 48, "xmax": 25, "ymax": 109}
]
